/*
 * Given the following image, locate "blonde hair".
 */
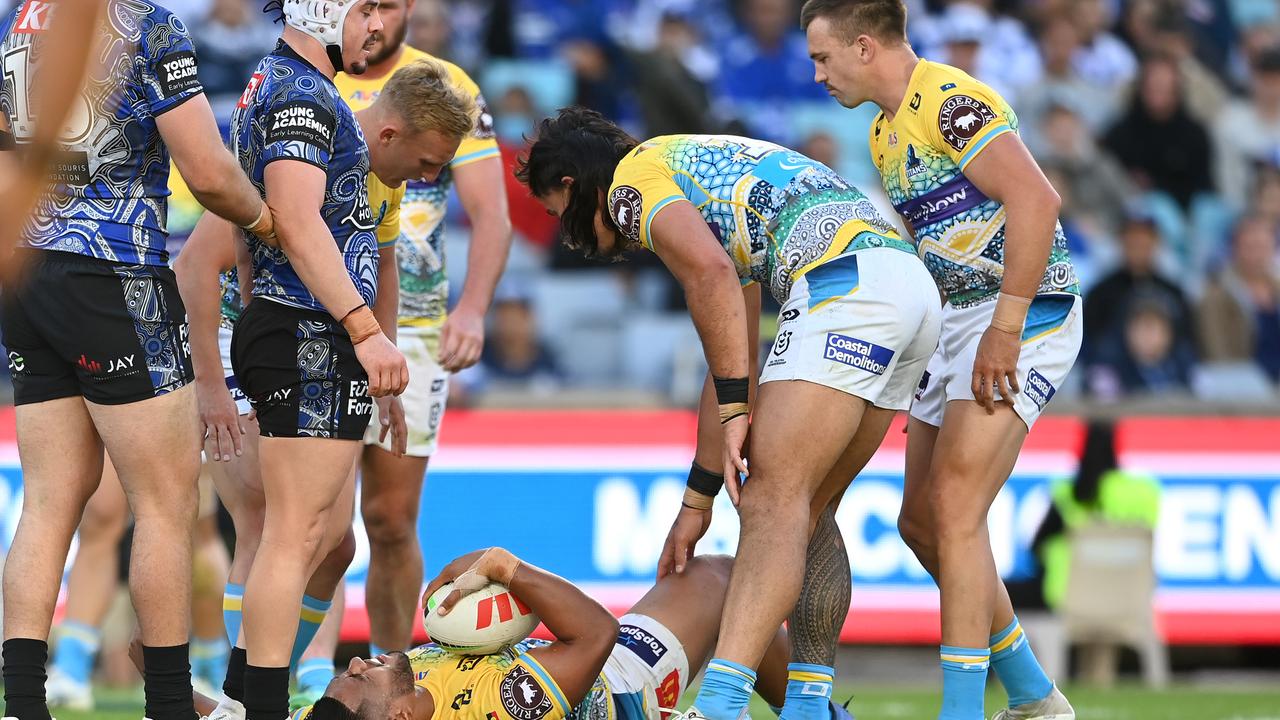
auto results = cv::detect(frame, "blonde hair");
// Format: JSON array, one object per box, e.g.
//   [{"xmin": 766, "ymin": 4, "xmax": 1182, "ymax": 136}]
[{"xmin": 378, "ymin": 59, "xmax": 476, "ymax": 139}]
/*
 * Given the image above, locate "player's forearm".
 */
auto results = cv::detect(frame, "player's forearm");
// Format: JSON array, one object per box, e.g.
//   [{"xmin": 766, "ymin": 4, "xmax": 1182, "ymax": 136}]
[
  {"xmin": 692, "ymin": 372, "xmax": 722, "ymax": 470},
  {"xmin": 454, "ymin": 211, "xmax": 512, "ymax": 316},
  {"xmin": 373, "ymin": 249, "xmax": 399, "ymax": 343},
  {"xmin": 187, "ymin": 150, "xmax": 267, "ymax": 229},
  {"xmin": 275, "ymin": 213, "xmax": 368, "ymax": 321},
  {"xmin": 174, "ymin": 215, "xmax": 235, "ymax": 386},
  {"xmin": 684, "ymin": 270, "xmax": 751, "ymax": 380},
  {"xmin": 507, "ymin": 560, "xmax": 617, "ymax": 647},
  {"xmin": 997, "ymin": 187, "xmax": 1059, "ymax": 300}
]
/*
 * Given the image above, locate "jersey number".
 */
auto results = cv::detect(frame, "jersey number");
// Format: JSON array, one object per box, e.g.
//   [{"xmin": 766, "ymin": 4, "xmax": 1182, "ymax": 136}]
[{"xmin": 2, "ymin": 43, "xmax": 92, "ymax": 143}]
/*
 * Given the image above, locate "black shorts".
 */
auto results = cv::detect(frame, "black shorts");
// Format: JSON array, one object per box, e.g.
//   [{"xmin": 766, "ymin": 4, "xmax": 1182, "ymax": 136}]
[
  {"xmin": 230, "ymin": 298, "xmax": 372, "ymax": 440},
  {"xmin": 1, "ymin": 249, "xmax": 193, "ymax": 406}
]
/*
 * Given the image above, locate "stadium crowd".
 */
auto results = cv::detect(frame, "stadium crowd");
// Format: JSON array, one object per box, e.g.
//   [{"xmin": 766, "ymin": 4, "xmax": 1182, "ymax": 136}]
[{"xmin": 1, "ymin": 0, "xmax": 1278, "ymax": 405}]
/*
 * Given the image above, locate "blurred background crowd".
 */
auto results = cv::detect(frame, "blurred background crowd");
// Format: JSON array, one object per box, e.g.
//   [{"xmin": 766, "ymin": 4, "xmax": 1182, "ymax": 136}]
[{"xmin": 15, "ymin": 0, "xmax": 1280, "ymax": 410}]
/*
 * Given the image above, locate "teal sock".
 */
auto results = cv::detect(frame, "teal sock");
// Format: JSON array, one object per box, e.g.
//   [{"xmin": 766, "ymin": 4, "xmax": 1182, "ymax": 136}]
[
  {"xmin": 939, "ymin": 646, "xmax": 989, "ymax": 720},
  {"xmin": 191, "ymin": 636, "xmax": 230, "ymax": 688},
  {"xmin": 989, "ymin": 617, "xmax": 1053, "ymax": 707},
  {"xmin": 295, "ymin": 658, "xmax": 336, "ymax": 694},
  {"xmin": 691, "ymin": 659, "xmax": 756, "ymax": 720},
  {"xmin": 289, "ymin": 594, "xmax": 332, "ymax": 671},
  {"xmin": 52, "ymin": 621, "xmax": 101, "ymax": 685},
  {"xmin": 223, "ymin": 583, "xmax": 245, "ymax": 647},
  {"xmin": 779, "ymin": 663, "xmax": 834, "ymax": 720}
]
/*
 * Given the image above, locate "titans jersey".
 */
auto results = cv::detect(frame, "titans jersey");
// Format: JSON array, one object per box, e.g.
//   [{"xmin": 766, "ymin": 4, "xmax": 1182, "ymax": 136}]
[
  {"xmin": 290, "ymin": 641, "xmax": 612, "ymax": 720},
  {"xmin": 335, "ymin": 46, "xmax": 499, "ymax": 328},
  {"xmin": 230, "ymin": 41, "xmax": 378, "ymax": 312},
  {"xmin": 869, "ymin": 60, "xmax": 1078, "ymax": 308},
  {"xmin": 607, "ymin": 135, "xmax": 913, "ymax": 304},
  {"xmin": 0, "ymin": 0, "xmax": 205, "ymax": 266}
]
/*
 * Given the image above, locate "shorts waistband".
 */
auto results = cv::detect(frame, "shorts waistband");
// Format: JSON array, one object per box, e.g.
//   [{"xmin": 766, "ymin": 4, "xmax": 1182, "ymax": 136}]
[
  {"xmin": 251, "ymin": 297, "xmax": 339, "ymax": 324},
  {"xmin": 14, "ymin": 247, "xmax": 170, "ymax": 271}
]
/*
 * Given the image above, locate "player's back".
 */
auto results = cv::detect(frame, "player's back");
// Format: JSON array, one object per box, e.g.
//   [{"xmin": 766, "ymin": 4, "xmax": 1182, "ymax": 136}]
[
  {"xmin": 0, "ymin": 0, "xmax": 204, "ymax": 265},
  {"xmin": 609, "ymin": 134, "xmax": 907, "ymax": 302},
  {"xmin": 229, "ymin": 41, "xmax": 378, "ymax": 312}
]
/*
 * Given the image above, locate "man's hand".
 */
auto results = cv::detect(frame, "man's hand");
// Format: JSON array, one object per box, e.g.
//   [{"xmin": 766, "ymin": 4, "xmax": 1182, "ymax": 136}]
[
  {"xmin": 196, "ymin": 378, "xmax": 244, "ymax": 462},
  {"xmin": 422, "ymin": 547, "xmax": 520, "ymax": 616},
  {"xmin": 376, "ymin": 395, "xmax": 408, "ymax": 457},
  {"xmin": 438, "ymin": 305, "xmax": 485, "ymax": 371},
  {"xmin": 722, "ymin": 415, "xmax": 750, "ymax": 505},
  {"xmin": 355, "ymin": 332, "xmax": 409, "ymax": 397},
  {"xmin": 658, "ymin": 505, "xmax": 713, "ymax": 579},
  {"xmin": 245, "ymin": 203, "xmax": 280, "ymax": 248},
  {"xmin": 971, "ymin": 325, "xmax": 1021, "ymax": 414}
]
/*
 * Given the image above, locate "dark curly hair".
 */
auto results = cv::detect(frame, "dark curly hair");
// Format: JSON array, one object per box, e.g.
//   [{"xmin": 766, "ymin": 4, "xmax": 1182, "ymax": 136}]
[{"xmin": 515, "ymin": 106, "xmax": 639, "ymax": 260}]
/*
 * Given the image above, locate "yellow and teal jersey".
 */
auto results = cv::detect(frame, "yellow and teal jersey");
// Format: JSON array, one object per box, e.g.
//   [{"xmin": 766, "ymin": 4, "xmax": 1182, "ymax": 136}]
[
  {"xmin": 607, "ymin": 134, "xmax": 914, "ymax": 304},
  {"xmin": 290, "ymin": 641, "xmax": 612, "ymax": 720},
  {"xmin": 869, "ymin": 60, "xmax": 1079, "ymax": 308},
  {"xmin": 335, "ymin": 46, "xmax": 500, "ymax": 328}
]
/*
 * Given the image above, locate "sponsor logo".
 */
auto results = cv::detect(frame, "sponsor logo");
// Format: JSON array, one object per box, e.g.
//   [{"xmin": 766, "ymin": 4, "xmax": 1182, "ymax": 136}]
[
  {"xmin": 780, "ymin": 308, "xmax": 800, "ymax": 323},
  {"xmin": 609, "ymin": 185, "xmax": 643, "ymax": 240},
  {"xmin": 238, "ymin": 73, "xmax": 265, "ymax": 108},
  {"xmin": 1024, "ymin": 368, "xmax": 1056, "ymax": 410},
  {"xmin": 13, "ymin": 0, "xmax": 51, "ymax": 33},
  {"xmin": 431, "ymin": 378, "xmax": 446, "ymax": 392},
  {"xmin": 347, "ymin": 380, "xmax": 372, "ymax": 416},
  {"xmin": 938, "ymin": 95, "xmax": 997, "ymax": 151},
  {"xmin": 76, "ymin": 354, "xmax": 103, "ymax": 374},
  {"xmin": 429, "ymin": 401, "xmax": 442, "ymax": 431},
  {"xmin": 1046, "ymin": 262, "xmax": 1074, "ymax": 288},
  {"xmin": 887, "ymin": 131, "xmax": 898, "ymax": 148},
  {"xmin": 773, "ymin": 331, "xmax": 793, "ymax": 355},
  {"xmin": 476, "ymin": 592, "xmax": 533, "ymax": 630},
  {"xmin": 894, "ymin": 176, "xmax": 988, "ymax": 228},
  {"xmin": 656, "ymin": 670, "xmax": 682, "ymax": 719},
  {"xmin": 106, "ymin": 354, "xmax": 136, "ymax": 375},
  {"xmin": 157, "ymin": 51, "xmax": 200, "ymax": 98},
  {"xmin": 617, "ymin": 624, "xmax": 669, "ymax": 667},
  {"xmin": 873, "ymin": 117, "xmax": 882, "ymax": 139},
  {"xmin": 265, "ymin": 387, "xmax": 292, "ymax": 402},
  {"xmin": 823, "ymin": 333, "xmax": 895, "ymax": 375},
  {"xmin": 914, "ymin": 370, "xmax": 930, "ymax": 401},
  {"xmin": 500, "ymin": 666, "xmax": 553, "ymax": 720},
  {"xmin": 266, "ymin": 101, "xmax": 336, "ymax": 151},
  {"xmin": 904, "ymin": 145, "xmax": 927, "ymax": 181},
  {"xmin": 7, "ymin": 352, "xmax": 25, "ymax": 373},
  {"xmin": 909, "ymin": 93, "xmax": 922, "ymax": 111},
  {"xmin": 940, "ymin": 82, "xmax": 957, "ymax": 91}
]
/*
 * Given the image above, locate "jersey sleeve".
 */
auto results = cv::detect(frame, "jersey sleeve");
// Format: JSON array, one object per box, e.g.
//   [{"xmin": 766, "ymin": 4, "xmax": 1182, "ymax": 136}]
[
  {"xmin": 139, "ymin": 7, "xmax": 204, "ymax": 116},
  {"xmin": 260, "ymin": 84, "xmax": 338, "ymax": 169},
  {"xmin": 472, "ymin": 655, "xmax": 573, "ymax": 720},
  {"xmin": 445, "ymin": 63, "xmax": 500, "ymax": 169},
  {"xmin": 369, "ymin": 178, "xmax": 404, "ymax": 248},
  {"xmin": 925, "ymin": 80, "xmax": 1013, "ymax": 171},
  {"xmin": 608, "ymin": 151, "xmax": 687, "ymax": 251}
]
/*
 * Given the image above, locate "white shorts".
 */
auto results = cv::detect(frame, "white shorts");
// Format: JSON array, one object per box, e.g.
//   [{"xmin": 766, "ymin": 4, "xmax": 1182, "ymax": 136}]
[
  {"xmin": 760, "ymin": 248, "xmax": 942, "ymax": 411},
  {"xmin": 909, "ymin": 293, "xmax": 1083, "ymax": 430},
  {"xmin": 604, "ymin": 613, "xmax": 691, "ymax": 720},
  {"xmin": 363, "ymin": 326, "xmax": 449, "ymax": 457},
  {"xmin": 219, "ymin": 325, "xmax": 252, "ymax": 416}
]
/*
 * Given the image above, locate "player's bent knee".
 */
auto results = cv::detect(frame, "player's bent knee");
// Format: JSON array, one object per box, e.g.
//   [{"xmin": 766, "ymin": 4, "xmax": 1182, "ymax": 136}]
[
  {"xmin": 682, "ymin": 554, "xmax": 733, "ymax": 585},
  {"xmin": 321, "ymin": 527, "xmax": 357, "ymax": 571},
  {"xmin": 897, "ymin": 513, "xmax": 935, "ymax": 559},
  {"xmin": 362, "ymin": 505, "xmax": 419, "ymax": 548}
]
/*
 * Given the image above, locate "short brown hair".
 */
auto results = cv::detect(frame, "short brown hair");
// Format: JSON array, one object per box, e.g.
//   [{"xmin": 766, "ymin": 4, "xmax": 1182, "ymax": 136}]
[
  {"xmin": 800, "ymin": 0, "xmax": 908, "ymax": 45},
  {"xmin": 378, "ymin": 59, "xmax": 477, "ymax": 139}
]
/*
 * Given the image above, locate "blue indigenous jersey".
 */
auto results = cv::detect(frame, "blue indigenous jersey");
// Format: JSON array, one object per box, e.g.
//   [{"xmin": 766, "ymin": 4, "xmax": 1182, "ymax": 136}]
[
  {"xmin": 0, "ymin": 0, "xmax": 205, "ymax": 266},
  {"xmin": 229, "ymin": 41, "xmax": 378, "ymax": 312}
]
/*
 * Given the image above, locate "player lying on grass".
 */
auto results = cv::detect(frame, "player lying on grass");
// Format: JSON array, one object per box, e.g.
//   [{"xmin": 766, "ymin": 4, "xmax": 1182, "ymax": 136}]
[{"xmin": 161, "ymin": 548, "xmax": 853, "ymax": 720}]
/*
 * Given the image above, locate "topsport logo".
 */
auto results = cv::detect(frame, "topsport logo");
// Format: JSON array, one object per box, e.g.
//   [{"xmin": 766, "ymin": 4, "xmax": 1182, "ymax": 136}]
[{"xmin": 823, "ymin": 333, "xmax": 894, "ymax": 375}]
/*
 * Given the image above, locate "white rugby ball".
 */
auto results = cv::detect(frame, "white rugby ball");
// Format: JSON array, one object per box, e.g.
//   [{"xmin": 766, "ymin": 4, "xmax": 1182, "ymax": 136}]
[{"xmin": 423, "ymin": 581, "xmax": 540, "ymax": 655}]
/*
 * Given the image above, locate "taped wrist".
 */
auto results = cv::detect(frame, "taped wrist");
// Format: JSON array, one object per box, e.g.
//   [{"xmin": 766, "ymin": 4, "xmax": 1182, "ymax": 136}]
[
  {"xmin": 682, "ymin": 487, "xmax": 714, "ymax": 511},
  {"xmin": 341, "ymin": 304, "xmax": 381, "ymax": 345},
  {"xmin": 687, "ymin": 462, "xmax": 724, "ymax": 497},
  {"xmin": 241, "ymin": 202, "xmax": 268, "ymax": 233},
  {"xmin": 990, "ymin": 292, "xmax": 1031, "ymax": 334},
  {"xmin": 713, "ymin": 376, "xmax": 750, "ymax": 424},
  {"xmin": 478, "ymin": 547, "xmax": 521, "ymax": 586}
]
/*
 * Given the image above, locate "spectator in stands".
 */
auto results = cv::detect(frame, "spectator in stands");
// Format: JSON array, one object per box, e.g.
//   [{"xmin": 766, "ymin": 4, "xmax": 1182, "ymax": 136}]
[
  {"xmin": 917, "ymin": 1, "xmax": 1038, "ymax": 106},
  {"xmin": 1035, "ymin": 101, "xmax": 1136, "ymax": 242},
  {"xmin": 477, "ymin": 282, "xmax": 563, "ymax": 392},
  {"xmin": 1087, "ymin": 292, "xmax": 1198, "ymax": 398},
  {"xmin": 1020, "ymin": 14, "xmax": 1120, "ymax": 138},
  {"xmin": 189, "ymin": 0, "xmax": 280, "ymax": 115},
  {"xmin": 800, "ymin": 130, "xmax": 841, "ymax": 172},
  {"xmin": 1215, "ymin": 47, "xmax": 1280, "ymax": 210},
  {"xmin": 1083, "ymin": 211, "xmax": 1195, "ymax": 362},
  {"xmin": 1197, "ymin": 215, "xmax": 1280, "ymax": 382},
  {"xmin": 408, "ymin": 0, "xmax": 452, "ymax": 58},
  {"xmin": 1253, "ymin": 161, "xmax": 1280, "ymax": 227},
  {"xmin": 1103, "ymin": 53, "xmax": 1214, "ymax": 209},
  {"xmin": 1138, "ymin": 11, "xmax": 1231, "ymax": 128},
  {"xmin": 630, "ymin": 9, "xmax": 718, "ymax": 137},
  {"xmin": 715, "ymin": 0, "xmax": 827, "ymax": 138},
  {"xmin": 1072, "ymin": 0, "xmax": 1140, "ymax": 93}
]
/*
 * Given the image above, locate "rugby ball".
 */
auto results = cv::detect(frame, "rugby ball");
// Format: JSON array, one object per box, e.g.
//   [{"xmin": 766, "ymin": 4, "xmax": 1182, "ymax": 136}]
[{"xmin": 422, "ymin": 581, "xmax": 540, "ymax": 655}]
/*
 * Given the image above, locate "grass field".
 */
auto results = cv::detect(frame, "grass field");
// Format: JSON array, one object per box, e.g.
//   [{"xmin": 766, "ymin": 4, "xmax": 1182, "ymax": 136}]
[{"xmin": 52, "ymin": 684, "xmax": 1280, "ymax": 720}]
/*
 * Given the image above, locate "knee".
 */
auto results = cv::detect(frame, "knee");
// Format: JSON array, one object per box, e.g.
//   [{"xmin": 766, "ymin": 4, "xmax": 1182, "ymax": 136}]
[
  {"xmin": 738, "ymin": 476, "xmax": 806, "ymax": 530},
  {"xmin": 320, "ymin": 528, "xmax": 357, "ymax": 573},
  {"xmin": 925, "ymin": 477, "xmax": 984, "ymax": 542},
  {"xmin": 897, "ymin": 503, "xmax": 934, "ymax": 556},
  {"xmin": 681, "ymin": 554, "xmax": 733, "ymax": 586},
  {"xmin": 362, "ymin": 501, "xmax": 418, "ymax": 549}
]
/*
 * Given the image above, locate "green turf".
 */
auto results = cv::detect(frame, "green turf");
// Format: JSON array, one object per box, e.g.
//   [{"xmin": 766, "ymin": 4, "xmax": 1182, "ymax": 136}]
[{"xmin": 49, "ymin": 684, "xmax": 1280, "ymax": 720}]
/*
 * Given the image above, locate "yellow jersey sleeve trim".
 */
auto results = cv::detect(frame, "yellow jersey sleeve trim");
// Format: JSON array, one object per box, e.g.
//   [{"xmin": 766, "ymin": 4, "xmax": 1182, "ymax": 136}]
[
  {"xmin": 519, "ymin": 656, "xmax": 572, "ymax": 716},
  {"xmin": 957, "ymin": 122, "xmax": 1011, "ymax": 170},
  {"xmin": 451, "ymin": 143, "xmax": 501, "ymax": 169},
  {"xmin": 641, "ymin": 195, "xmax": 685, "ymax": 250}
]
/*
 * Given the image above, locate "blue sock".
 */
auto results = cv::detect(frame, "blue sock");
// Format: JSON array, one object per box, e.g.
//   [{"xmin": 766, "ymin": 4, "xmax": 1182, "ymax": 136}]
[
  {"xmin": 191, "ymin": 636, "xmax": 230, "ymax": 688},
  {"xmin": 692, "ymin": 659, "xmax": 756, "ymax": 720},
  {"xmin": 51, "ymin": 621, "xmax": 101, "ymax": 685},
  {"xmin": 295, "ymin": 657, "xmax": 336, "ymax": 694},
  {"xmin": 989, "ymin": 617, "xmax": 1053, "ymax": 707},
  {"xmin": 223, "ymin": 583, "xmax": 245, "ymax": 647},
  {"xmin": 939, "ymin": 645, "xmax": 989, "ymax": 720},
  {"xmin": 779, "ymin": 663, "xmax": 834, "ymax": 720},
  {"xmin": 289, "ymin": 594, "xmax": 332, "ymax": 671}
]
